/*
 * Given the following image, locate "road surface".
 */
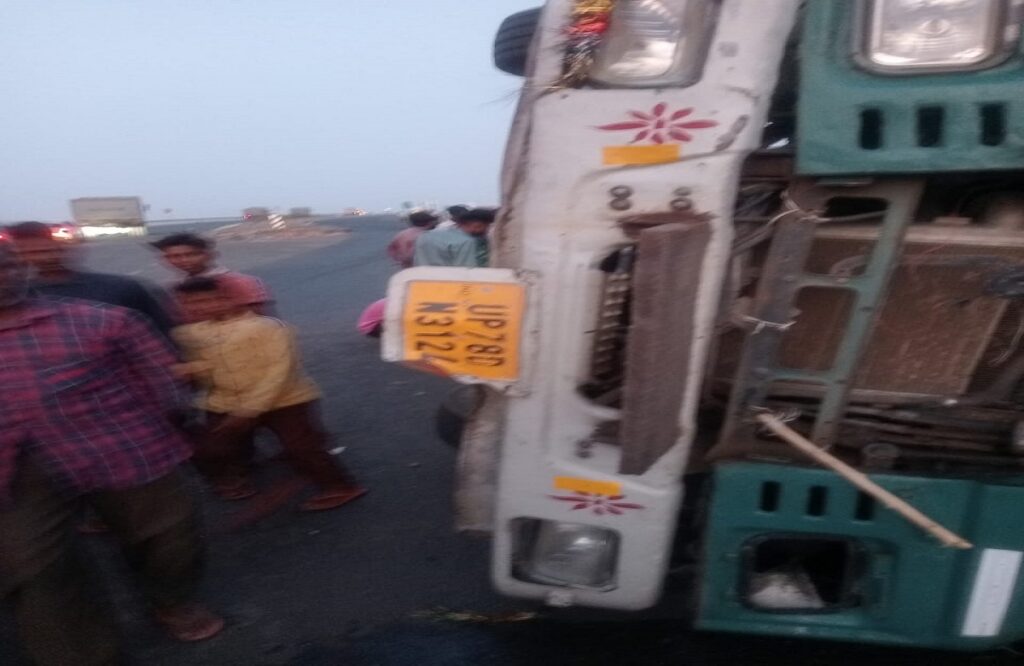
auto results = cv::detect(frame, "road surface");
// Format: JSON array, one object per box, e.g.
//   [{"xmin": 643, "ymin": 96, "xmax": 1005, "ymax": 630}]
[{"xmin": 1, "ymin": 216, "xmax": 1019, "ymax": 664}]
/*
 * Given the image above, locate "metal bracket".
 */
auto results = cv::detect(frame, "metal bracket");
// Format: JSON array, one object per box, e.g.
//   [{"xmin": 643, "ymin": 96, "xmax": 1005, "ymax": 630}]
[{"xmin": 713, "ymin": 178, "xmax": 925, "ymax": 457}]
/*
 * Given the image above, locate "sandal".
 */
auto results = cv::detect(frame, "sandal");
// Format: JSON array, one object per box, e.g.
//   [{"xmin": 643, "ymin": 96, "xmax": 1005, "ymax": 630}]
[
  {"xmin": 219, "ymin": 477, "xmax": 308, "ymax": 532},
  {"xmin": 299, "ymin": 487, "xmax": 368, "ymax": 512},
  {"xmin": 155, "ymin": 603, "xmax": 225, "ymax": 642}
]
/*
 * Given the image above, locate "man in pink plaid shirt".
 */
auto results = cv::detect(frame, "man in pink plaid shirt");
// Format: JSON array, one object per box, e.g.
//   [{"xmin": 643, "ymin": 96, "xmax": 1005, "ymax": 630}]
[{"xmin": 0, "ymin": 245, "xmax": 223, "ymax": 665}]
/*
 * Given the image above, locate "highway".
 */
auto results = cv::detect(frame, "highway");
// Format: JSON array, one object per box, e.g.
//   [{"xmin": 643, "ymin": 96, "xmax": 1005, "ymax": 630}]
[{"xmin": 0, "ymin": 216, "xmax": 1017, "ymax": 664}]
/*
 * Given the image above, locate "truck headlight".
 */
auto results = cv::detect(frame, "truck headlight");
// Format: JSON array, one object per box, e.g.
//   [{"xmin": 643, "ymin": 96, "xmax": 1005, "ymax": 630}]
[
  {"xmin": 857, "ymin": 0, "xmax": 1020, "ymax": 74},
  {"xmin": 589, "ymin": 0, "xmax": 718, "ymax": 88},
  {"xmin": 513, "ymin": 519, "xmax": 619, "ymax": 588}
]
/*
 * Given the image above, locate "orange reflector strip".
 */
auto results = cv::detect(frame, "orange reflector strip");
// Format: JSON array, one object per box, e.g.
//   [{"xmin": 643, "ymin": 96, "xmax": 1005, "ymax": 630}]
[
  {"xmin": 553, "ymin": 476, "xmax": 623, "ymax": 497},
  {"xmin": 602, "ymin": 144, "xmax": 680, "ymax": 166}
]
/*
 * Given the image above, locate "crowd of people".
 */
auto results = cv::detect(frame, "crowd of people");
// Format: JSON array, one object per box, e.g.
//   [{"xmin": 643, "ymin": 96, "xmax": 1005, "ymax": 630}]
[
  {"xmin": 387, "ymin": 205, "xmax": 496, "ymax": 270},
  {"xmin": 0, "ymin": 226, "xmax": 366, "ymax": 665},
  {"xmin": 361, "ymin": 205, "xmax": 497, "ymax": 338},
  {"xmin": 0, "ymin": 206, "xmax": 496, "ymax": 664}
]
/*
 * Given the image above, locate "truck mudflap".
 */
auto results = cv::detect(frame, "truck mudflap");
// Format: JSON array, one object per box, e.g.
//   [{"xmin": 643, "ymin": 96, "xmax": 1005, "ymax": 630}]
[
  {"xmin": 699, "ymin": 462, "xmax": 1024, "ymax": 650},
  {"xmin": 383, "ymin": 267, "xmax": 537, "ymax": 534}
]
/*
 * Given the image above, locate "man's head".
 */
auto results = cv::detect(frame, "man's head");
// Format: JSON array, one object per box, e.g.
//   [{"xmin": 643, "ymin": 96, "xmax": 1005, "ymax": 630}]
[
  {"xmin": 7, "ymin": 222, "xmax": 71, "ymax": 278},
  {"xmin": 174, "ymin": 277, "xmax": 240, "ymax": 322},
  {"xmin": 408, "ymin": 210, "xmax": 439, "ymax": 229},
  {"xmin": 446, "ymin": 205, "xmax": 470, "ymax": 223},
  {"xmin": 151, "ymin": 233, "xmax": 215, "ymax": 277},
  {"xmin": 457, "ymin": 208, "xmax": 497, "ymax": 238},
  {"xmin": 0, "ymin": 243, "xmax": 31, "ymax": 308}
]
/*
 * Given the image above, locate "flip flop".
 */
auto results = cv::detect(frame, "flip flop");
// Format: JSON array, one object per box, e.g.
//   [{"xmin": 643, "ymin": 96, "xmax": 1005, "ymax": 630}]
[
  {"xmin": 219, "ymin": 477, "xmax": 310, "ymax": 533},
  {"xmin": 299, "ymin": 487, "xmax": 368, "ymax": 512}
]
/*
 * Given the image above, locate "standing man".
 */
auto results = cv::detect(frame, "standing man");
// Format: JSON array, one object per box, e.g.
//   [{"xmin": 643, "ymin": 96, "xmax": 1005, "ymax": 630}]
[
  {"xmin": 151, "ymin": 233, "xmax": 272, "ymax": 317},
  {"xmin": 10, "ymin": 221, "xmax": 179, "ymax": 534},
  {"xmin": 436, "ymin": 204, "xmax": 470, "ymax": 231},
  {"xmin": 413, "ymin": 207, "xmax": 496, "ymax": 268},
  {"xmin": 0, "ymin": 245, "xmax": 223, "ymax": 666},
  {"xmin": 8, "ymin": 221, "xmax": 176, "ymax": 336},
  {"xmin": 387, "ymin": 210, "xmax": 437, "ymax": 269}
]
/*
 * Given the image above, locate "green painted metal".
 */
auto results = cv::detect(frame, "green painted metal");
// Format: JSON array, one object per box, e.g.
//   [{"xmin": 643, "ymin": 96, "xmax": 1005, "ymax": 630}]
[
  {"xmin": 699, "ymin": 463, "xmax": 1024, "ymax": 649},
  {"xmin": 797, "ymin": 0, "xmax": 1024, "ymax": 175}
]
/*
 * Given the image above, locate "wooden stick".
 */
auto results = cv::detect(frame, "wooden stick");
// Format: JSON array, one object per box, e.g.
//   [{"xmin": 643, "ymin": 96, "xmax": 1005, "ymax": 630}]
[{"xmin": 755, "ymin": 413, "xmax": 973, "ymax": 550}]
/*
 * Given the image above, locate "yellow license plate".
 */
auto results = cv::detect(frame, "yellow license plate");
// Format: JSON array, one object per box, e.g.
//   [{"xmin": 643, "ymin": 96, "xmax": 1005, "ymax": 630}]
[{"xmin": 402, "ymin": 280, "xmax": 525, "ymax": 381}]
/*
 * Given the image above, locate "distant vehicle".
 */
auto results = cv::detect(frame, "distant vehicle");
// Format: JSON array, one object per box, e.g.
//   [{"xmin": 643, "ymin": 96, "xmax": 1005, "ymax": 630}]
[
  {"xmin": 342, "ymin": 208, "xmax": 367, "ymax": 217},
  {"xmin": 70, "ymin": 197, "xmax": 146, "ymax": 238},
  {"xmin": 48, "ymin": 222, "xmax": 82, "ymax": 241},
  {"xmin": 243, "ymin": 207, "xmax": 270, "ymax": 222},
  {"xmin": 0, "ymin": 222, "xmax": 80, "ymax": 242}
]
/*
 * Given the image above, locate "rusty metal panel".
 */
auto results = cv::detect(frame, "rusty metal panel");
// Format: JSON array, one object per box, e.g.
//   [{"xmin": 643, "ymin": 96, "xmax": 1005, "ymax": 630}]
[
  {"xmin": 712, "ymin": 233, "xmax": 1024, "ymax": 399},
  {"xmin": 780, "ymin": 238, "xmax": 1023, "ymax": 395},
  {"xmin": 619, "ymin": 221, "xmax": 710, "ymax": 475},
  {"xmin": 972, "ymin": 301, "xmax": 1024, "ymax": 393},
  {"xmin": 712, "ymin": 179, "xmax": 924, "ymax": 458}
]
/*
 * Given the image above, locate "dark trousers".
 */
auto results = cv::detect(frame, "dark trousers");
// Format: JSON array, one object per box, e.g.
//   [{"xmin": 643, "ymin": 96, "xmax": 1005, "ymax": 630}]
[
  {"xmin": 198, "ymin": 400, "xmax": 355, "ymax": 489},
  {"xmin": 0, "ymin": 465, "xmax": 203, "ymax": 666}
]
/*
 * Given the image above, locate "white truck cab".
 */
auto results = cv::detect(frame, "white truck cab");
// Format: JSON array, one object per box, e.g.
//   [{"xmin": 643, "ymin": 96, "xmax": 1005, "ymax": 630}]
[
  {"xmin": 385, "ymin": 0, "xmax": 1024, "ymax": 651},
  {"xmin": 386, "ymin": 0, "xmax": 799, "ymax": 610}
]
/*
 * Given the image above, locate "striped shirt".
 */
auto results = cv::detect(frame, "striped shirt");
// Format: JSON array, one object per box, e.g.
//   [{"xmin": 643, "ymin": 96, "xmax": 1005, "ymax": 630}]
[{"xmin": 0, "ymin": 298, "xmax": 191, "ymax": 499}]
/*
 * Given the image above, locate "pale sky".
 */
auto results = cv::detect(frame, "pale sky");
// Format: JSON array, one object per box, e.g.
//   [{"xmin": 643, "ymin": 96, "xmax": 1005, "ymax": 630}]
[{"xmin": 0, "ymin": 0, "xmax": 536, "ymax": 220}]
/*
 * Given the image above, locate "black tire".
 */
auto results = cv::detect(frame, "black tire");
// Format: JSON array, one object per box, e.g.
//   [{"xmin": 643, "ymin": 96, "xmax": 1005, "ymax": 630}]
[
  {"xmin": 435, "ymin": 385, "xmax": 485, "ymax": 448},
  {"xmin": 436, "ymin": 403, "xmax": 466, "ymax": 448},
  {"xmin": 493, "ymin": 7, "xmax": 542, "ymax": 76}
]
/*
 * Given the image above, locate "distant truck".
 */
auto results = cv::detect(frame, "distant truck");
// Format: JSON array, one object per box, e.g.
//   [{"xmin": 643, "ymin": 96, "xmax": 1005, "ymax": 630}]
[
  {"xmin": 243, "ymin": 207, "xmax": 270, "ymax": 222},
  {"xmin": 69, "ymin": 197, "xmax": 146, "ymax": 237}
]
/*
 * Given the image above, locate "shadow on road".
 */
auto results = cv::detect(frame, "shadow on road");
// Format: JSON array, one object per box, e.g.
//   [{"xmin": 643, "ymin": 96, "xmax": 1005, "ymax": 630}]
[{"xmin": 295, "ymin": 619, "xmax": 1021, "ymax": 666}]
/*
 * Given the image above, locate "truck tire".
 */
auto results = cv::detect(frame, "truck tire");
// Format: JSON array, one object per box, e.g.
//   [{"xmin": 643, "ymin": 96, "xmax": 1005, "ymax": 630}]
[
  {"xmin": 435, "ymin": 385, "xmax": 485, "ymax": 448},
  {"xmin": 436, "ymin": 404, "xmax": 465, "ymax": 449},
  {"xmin": 494, "ymin": 8, "xmax": 542, "ymax": 76}
]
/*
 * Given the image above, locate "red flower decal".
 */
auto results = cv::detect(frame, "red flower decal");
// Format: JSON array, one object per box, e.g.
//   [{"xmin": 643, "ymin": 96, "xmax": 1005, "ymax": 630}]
[
  {"xmin": 550, "ymin": 492, "xmax": 645, "ymax": 516},
  {"xmin": 597, "ymin": 104, "xmax": 718, "ymax": 145}
]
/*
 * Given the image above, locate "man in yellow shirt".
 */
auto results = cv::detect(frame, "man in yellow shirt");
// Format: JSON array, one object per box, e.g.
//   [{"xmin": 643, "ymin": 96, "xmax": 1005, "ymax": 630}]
[{"xmin": 173, "ymin": 277, "xmax": 366, "ymax": 511}]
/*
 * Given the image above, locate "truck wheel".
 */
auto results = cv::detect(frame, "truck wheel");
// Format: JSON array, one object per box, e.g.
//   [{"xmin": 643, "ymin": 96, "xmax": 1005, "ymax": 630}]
[
  {"xmin": 435, "ymin": 385, "xmax": 485, "ymax": 448},
  {"xmin": 493, "ymin": 8, "xmax": 542, "ymax": 76}
]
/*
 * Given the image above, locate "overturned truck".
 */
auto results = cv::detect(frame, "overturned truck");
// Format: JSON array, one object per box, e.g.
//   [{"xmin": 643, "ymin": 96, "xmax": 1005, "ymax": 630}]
[{"xmin": 385, "ymin": 0, "xmax": 1024, "ymax": 651}]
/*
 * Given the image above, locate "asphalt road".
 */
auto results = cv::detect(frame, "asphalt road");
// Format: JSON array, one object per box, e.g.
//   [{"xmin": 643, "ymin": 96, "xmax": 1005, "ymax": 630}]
[{"xmin": 1, "ymin": 216, "xmax": 1019, "ymax": 665}]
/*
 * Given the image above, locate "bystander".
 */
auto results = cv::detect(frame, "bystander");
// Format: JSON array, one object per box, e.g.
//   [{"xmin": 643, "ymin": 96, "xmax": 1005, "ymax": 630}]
[
  {"xmin": 152, "ymin": 233, "xmax": 272, "ymax": 318},
  {"xmin": 413, "ymin": 207, "xmax": 496, "ymax": 268},
  {"xmin": 8, "ymin": 221, "xmax": 176, "ymax": 336},
  {"xmin": 387, "ymin": 210, "xmax": 437, "ymax": 269},
  {"xmin": 173, "ymin": 277, "xmax": 366, "ymax": 510},
  {"xmin": 0, "ymin": 245, "xmax": 222, "ymax": 666}
]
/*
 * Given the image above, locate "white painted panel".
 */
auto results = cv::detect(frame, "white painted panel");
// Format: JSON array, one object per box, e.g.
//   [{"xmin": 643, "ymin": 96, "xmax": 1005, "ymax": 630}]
[{"xmin": 962, "ymin": 549, "xmax": 1023, "ymax": 637}]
